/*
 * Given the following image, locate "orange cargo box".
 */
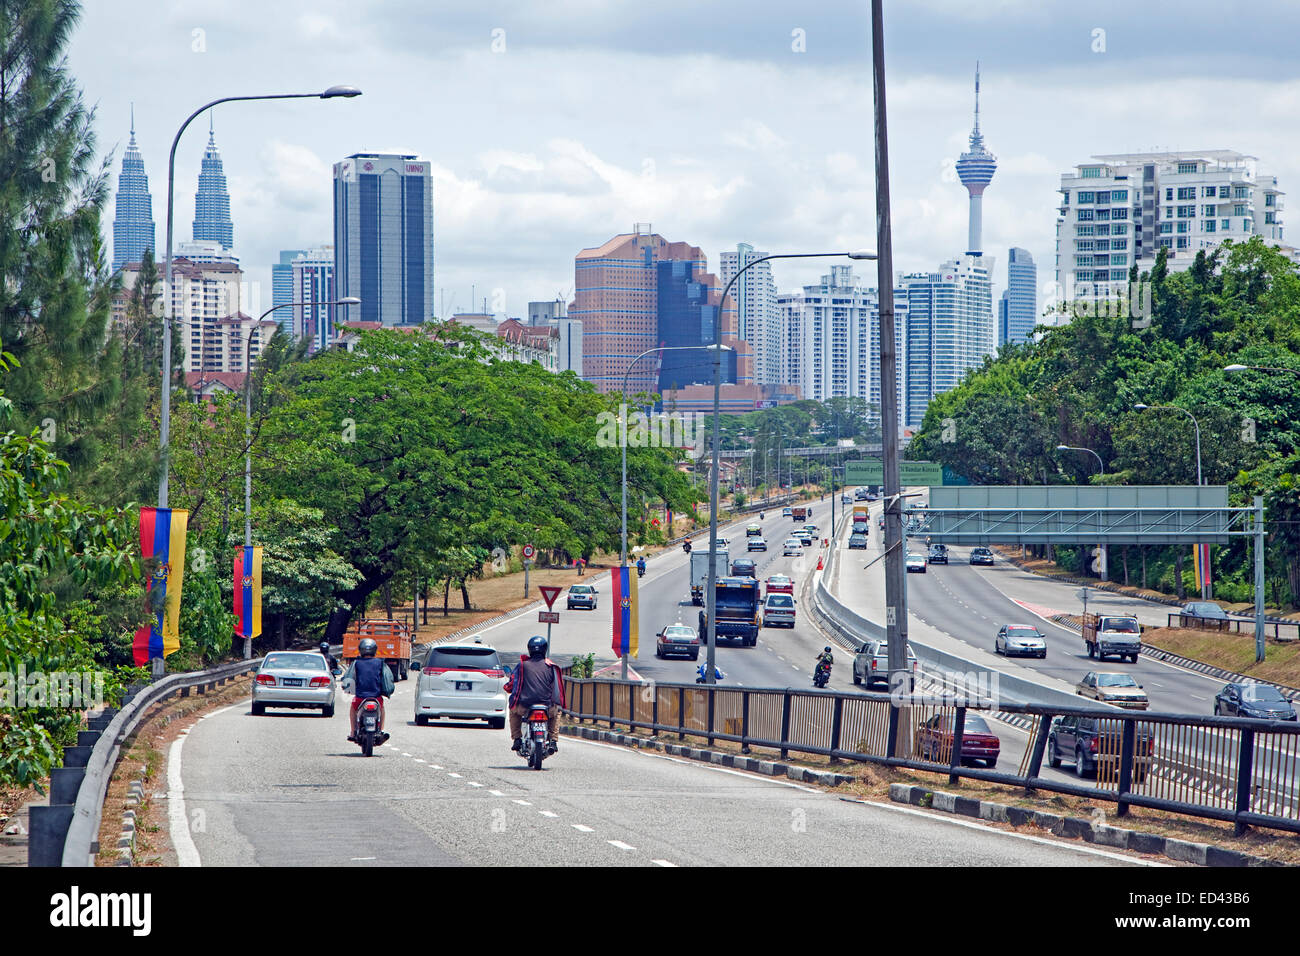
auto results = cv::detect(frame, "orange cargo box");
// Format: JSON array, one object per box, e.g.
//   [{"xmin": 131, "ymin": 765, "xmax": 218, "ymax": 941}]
[{"xmin": 342, "ymin": 619, "xmax": 412, "ymax": 660}]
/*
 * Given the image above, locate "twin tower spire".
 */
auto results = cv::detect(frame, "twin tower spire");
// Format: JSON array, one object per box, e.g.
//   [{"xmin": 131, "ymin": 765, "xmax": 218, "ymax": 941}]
[{"xmin": 111, "ymin": 107, "xmax": 234, "ymax": 270}]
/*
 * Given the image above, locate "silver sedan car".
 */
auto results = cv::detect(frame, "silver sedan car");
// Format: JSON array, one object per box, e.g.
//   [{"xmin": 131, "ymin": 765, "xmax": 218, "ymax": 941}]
[
  {"xmin": 252, "ymin": 652, "xmax": 337, "ymax": 716},
  {"xmin": 995, "ymin": 624, "xmax": 1047, "ymax": 659}
]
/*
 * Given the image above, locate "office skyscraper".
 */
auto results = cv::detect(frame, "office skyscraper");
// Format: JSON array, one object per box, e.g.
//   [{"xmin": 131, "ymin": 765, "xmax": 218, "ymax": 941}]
[
  {"xmin": 112, "ymin": 110, "xmax": 156, "ymax": 270},
  {"xmin": 192, "ymin": 117, "xmax": 234, "ymax": 250},
  {"xmin": 333, "ymin": 153, "xmax": 435, "ymax": 327},
  {"xmin": 272, "ymin": 250, "xmax": 306, "ymax": 332},
  {"xmin": 719, "ymin": 243, "xmax": 779, "ymax": 385},
  {"xmin": 289, "ymin": 247, "xmax": 337, "ymax": 351},
  {"xmin": 574, "ymin": 227, "xmax": 750, "ymax": 395},
  {"xmin": 955, "ymin": 64, "xmax": 996, "ymax": 254},
  {"xmin": 902, "ymin": 254, "xmax": 994, "ymax": 428},
  {"xmin": 998, "ymin": 248, "xmax": 1037, "ymax": 346}
]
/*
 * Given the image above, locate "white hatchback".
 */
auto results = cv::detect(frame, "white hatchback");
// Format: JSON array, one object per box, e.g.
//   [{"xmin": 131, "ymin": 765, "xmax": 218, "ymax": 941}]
[{"xmin": 413, "ymin": 642, "xmax": 508, "ymax": 728}]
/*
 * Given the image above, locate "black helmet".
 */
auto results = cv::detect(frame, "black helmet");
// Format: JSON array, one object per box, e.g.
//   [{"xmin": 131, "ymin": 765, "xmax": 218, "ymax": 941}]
[
  {"xmin": 823, "ymin": 646, "xmax": 831, "ymax": 653},
  {"xmin": 359, "ymin": 638, "xmax": 378, "ymax": 658},
  {"xmin": 527, "ymin": 635, "xmax": 548, "ymax": 658},
  {"xmin": 319, "ymin": 641, "xmax": 330, "ymax": 654}
]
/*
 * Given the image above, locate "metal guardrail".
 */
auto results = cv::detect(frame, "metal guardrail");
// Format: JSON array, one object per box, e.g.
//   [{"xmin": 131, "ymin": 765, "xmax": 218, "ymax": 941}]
[
  {"xmin": 43, "ymin": 656, "xmax": 262, "ymax": 867},
  {"xmin": 562, "ymin": 676, "xmax": 1300, "ymax": 835},
  {"xmin": 1167, "ymin": 612, "xmax": 1298, "ymax": 641}
]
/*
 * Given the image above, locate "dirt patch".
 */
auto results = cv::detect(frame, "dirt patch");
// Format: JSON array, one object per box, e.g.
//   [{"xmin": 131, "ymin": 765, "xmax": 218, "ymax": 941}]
[
  {"xmin": 95, "ymin": 676, "xmax": 253, "ymax": 867},
  {"xmin": 567, "ymin": 717, "xmax": 1300, "ymax": 865}
]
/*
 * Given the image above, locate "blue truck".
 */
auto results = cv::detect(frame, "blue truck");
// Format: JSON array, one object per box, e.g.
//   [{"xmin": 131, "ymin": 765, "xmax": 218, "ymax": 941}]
[{"xmin": 698, "ymin": 576, "xmax": 761, "ymax": 647}]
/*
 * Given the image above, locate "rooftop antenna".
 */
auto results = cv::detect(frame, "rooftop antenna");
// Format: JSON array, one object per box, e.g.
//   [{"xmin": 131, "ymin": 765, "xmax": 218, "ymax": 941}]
[{"xmin": 973, "ymin": 60, "xmax": 980, "ymax": 136}]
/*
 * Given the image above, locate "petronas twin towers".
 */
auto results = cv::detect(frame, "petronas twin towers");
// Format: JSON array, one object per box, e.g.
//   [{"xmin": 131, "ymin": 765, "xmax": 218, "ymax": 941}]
[{"xmin": 111, "ymin": 111, "xmax": 235, "ymax": 269}]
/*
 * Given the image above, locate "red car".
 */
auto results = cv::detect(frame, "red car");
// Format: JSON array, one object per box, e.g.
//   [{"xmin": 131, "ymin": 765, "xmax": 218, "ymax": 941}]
[
  {"xmin": 765, "ymin": 574, "xmax": 794, "ymax": 598},
  {"xmin": 918, "ymin": 713, "xmax": 1001, "ymax": 769}
]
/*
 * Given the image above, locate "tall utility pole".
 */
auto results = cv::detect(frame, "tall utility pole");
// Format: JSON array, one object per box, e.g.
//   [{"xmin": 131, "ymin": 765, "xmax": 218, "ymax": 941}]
[{"xmin": 872, "ymin": 0, "xmax": 910, "ymax": 730}]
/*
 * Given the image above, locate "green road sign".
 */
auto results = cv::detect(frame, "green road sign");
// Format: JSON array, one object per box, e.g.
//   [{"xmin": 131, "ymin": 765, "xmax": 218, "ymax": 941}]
[{"xmin": 845, "ymin": 460, "xmax": 944, "ymax": 486}]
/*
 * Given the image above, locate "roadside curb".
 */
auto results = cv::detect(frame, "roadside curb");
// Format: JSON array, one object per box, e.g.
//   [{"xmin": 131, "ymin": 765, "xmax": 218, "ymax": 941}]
[
  {"xmin": 885, "ymin": 783, "xmax": 1283, "ymax": 867},
  {"xmin": 560, "ymin": 724, "xmax": 856, "ymax": 788},
  {"xmin": 116, "ymin": 776, "xmax": 146, "ymax": 867}
]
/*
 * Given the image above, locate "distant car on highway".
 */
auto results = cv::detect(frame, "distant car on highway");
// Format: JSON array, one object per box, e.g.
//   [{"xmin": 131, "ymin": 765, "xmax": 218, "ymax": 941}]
[
  {"xmin": 841, "ymin": 493, "xmax": 853, "ymax": 504},
  {"xmin": 762, "ymin": 592, "xmax": 796, "ymax": 628},
  {"xmin": 969, "ymin": 547, "xmax": 995, "ymax": 566},
  {"xmin": 848, "ymin": 533, "xmax": 869, "ymax": 550},
  {"xmin": 927, "ymin": 543, "xmax": 948, "ymax": 565},
  {"xmin": 765, "ymin": 574, "xmax": 794, "ymax": 596},
  {"xmin": 655, "ymin": 624, "xmax": 701, "ymax": 660},
  {"xmin": 566, "ymin": 583, "xmax": 598, "ymax": 610},
  {"xmin": 995, "ymin": 624, "xmax": 1047, "ymax": 658},
  {"xmin": 851, "ymin": 521, "xmax": 870, "ymax": 535},
  {"xmin": 745, "ymin": 523, "xmax": 762, "ymax": 537},
  {"xmin": 1076, "ymin": 671, "xmax": 1149, "ymax": 710},
  {"xmin": 252, "ymin": 652, "xmax": 337, "ymax": 717},
  {"xmin": 918, "ymin": 713, "xmax": 1001, "ymax": 769},
  {"xmin": 803, "ymin": 523, "xmax": 819, "ymax": 534},
  {"xmin": 1214, "ymin": 681, "xmax": 1297, "ymax": 720},
  {"xmin": 781, "ymin": 507, "xmax": 793, "ymax": 517},
  {"xmin": 747, "ymin": 536, "xmax": 768, "ymax": 552},
  {"xmin": 1180, "ymin": 601, "xmax": 1229, "ymax": 629},
  {"xmin": 905, "ymin": 553, "xmax": 926, "ymax": 573},
  {"xmin": 794, "ymin": 529, "xmax": 814, "ymax": 546},
  {"xmin": 853, "ymin": 639, "xmax": 918, "ymax": 687},
  {"xmin": 730, "ymin": 557, "xmax": 757, "ymax": 578},
  {"xmin": 413, "ymin": 642, "xmax": 507, "ymax": 728},
  {"xmin": 867, "ymin": 492, "xmax": 879, "ymax": 502},
  {"xmin": 854, "ymin": 488, "xmax": 870, "ymax": 501},
  {"xmin": 1047, "ymin": 715, "xmax": 1153, "ymax": 782},
  {"xmin": 782, "ymin": 537, "xmax": 804, "ymax": 556}
]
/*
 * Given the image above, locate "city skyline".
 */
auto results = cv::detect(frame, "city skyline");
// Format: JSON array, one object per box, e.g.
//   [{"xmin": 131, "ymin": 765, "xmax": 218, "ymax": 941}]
[{"xmin": 77, "ymin": 2, "xmax": 1300, "ymax": 326}]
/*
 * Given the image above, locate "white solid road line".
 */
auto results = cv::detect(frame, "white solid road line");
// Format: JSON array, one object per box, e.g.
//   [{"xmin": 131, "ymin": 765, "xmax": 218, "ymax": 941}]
[{"xmin": 168, "ymin": 733, "xmax": 202, "ymax": 867}]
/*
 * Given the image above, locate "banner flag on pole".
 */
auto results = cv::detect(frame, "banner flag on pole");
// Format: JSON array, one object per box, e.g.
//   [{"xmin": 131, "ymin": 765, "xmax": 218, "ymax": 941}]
[
  {"xmin": 233, "ymin": 546, "xmax": 263, "ymax": 639},
  {"xmin": 132, "ymin": 506, "xmax": 189, "ymax": 665},
  {"xmin": 611, "ymin": 565, "xmax": 639, "ymax": 659}
]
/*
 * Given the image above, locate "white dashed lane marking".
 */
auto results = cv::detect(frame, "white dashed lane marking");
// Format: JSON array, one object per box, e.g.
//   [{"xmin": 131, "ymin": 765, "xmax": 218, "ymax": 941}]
[
  {"xmin": 539, "ymin": 810, "xmax": 559, "ymax": 818},
  {"xmin": 489, "ymin": 790, "xmax": 505, "ymax": 796},
  {"xmin": 467, "ymin": 781, "xmax": 483, "ymax": 787},
  {"xmin": 572, "ymin": 824, "xmax": 594, "ymax": 832},
  {"xmin": 448, "ymin": 772, "xmax": 463, "ymax": 778},
  {"xmin": 512, "ymin": 799, "xmax": 532, "ymax": 806},
  {"xmin": 652, "ymin": 859, "xmax": 677, "ymax": 867},
  {"xmin": 608, "ymin": 840, "xmax": 637, "ymax": 851}
]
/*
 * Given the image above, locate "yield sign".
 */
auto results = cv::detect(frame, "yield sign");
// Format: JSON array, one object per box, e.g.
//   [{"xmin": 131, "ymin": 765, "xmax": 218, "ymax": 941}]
[{"xmin": 538, "ymin": 585, "xmax": 562, "ymax": 610}]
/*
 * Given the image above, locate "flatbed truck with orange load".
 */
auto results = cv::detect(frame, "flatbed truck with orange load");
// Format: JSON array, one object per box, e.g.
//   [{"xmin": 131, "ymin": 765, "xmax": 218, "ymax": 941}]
[{"xmin": 342, "ymin": 619, "xmax": 414, "ymax": 681}]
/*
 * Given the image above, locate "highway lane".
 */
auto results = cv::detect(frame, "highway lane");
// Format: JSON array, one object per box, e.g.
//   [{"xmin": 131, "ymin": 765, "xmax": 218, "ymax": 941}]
[{"xmin": 176, "ymin": 678, "xmax": 1142, "ymax": 866}]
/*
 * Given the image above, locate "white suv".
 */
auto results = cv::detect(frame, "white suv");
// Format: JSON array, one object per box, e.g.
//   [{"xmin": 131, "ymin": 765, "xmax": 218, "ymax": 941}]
[{"xmin": 413, "ymin": 642, "xmax": 508, "ymax": 728}]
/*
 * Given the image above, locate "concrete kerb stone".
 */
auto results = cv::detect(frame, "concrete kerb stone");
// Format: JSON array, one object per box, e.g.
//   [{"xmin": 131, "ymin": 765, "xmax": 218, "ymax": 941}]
[{"xmin": 891, "ymin": 784, "xmax": 1284, "ymax": 867}]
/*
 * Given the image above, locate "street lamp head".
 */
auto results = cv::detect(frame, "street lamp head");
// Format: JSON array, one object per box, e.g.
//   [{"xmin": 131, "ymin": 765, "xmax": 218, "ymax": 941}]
[
  {"xmin": 1055, "ymin": 444, "xmax": 1070, "ymax": 451},
  {"xmin": 1223, "ymin": 364, "xmax": 1249, "ymax": 373},
  {"xmin": 1133, "ymin": 403, "xmax": 1149, "ymax": 411},
  {"xmin": 846, "ymin": 249, "xmax": 877, "ymax": 260},
  {"xmin": 337, "ymin": 296, "xmax": 362, "ymax": 306},
  {"xmin": 320, "ymin": 85, "xmax": 363, "ymax": 98}
]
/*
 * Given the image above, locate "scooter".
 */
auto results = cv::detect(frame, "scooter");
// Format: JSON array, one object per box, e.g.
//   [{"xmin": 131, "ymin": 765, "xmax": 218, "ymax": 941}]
[
  {"xmin": 696, "ymin": 663, "xmax": 725, "ymax": 684},
  {"xmin": 354, "ymin": 697, "xmax": 388, "ymax": 757},
  {"xmin": 682, "ymin": 540, "xmax": 692, "ymax": 554},
  {"xmin": 518, "ymin": 704, "xmax": 552, "ymax": 770},
  {"xmin": 813, "ymin": 661, "xmax": 831, "ymax": 689},
  {"xmin": 637, "ymin": 563, "xmax": 646, "ymax": 578}
]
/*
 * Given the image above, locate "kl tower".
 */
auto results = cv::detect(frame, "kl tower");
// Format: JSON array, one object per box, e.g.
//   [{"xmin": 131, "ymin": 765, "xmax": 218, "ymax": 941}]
[{"xmin": 955, "ymin": 63, "xmax": 996, "ymax": 254}]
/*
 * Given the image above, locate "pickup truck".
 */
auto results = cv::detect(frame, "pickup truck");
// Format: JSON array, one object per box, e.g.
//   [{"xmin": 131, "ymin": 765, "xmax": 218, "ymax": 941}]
[
  {"xmin": 342, "ymin": 619, "xmax": 413, "ymax": 680},
  {"xmin": 1082, "ymin": 613, "xmax": 1142, "ymax": 663},
  {"xmin": 698, "ymin": 576, "xmax": 761, "ymax": 646},
  {"xmin": 852, "ymin": 639, "xmax": 918, "ymax": 688},
  {"xmin": 1047, "ymin": 715, "xmax": 1154, "ymax": 782},
  {"xmin": 689, "ymin": 547, "xmax": 727, "ymax": 606}
]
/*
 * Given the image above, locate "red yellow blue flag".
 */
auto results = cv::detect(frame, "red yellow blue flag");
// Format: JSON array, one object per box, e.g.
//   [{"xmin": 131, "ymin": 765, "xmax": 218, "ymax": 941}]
[
  {"xmin": 233, "ymin": 546, "xmax": 263, "ymax": 639},
  {"xmin": 610, "ymin": 565, "xmax": 639, "ymax": 658},
  {"xmin": 132, "ymin": 506, "xmax": 189, "ymax": 665}
]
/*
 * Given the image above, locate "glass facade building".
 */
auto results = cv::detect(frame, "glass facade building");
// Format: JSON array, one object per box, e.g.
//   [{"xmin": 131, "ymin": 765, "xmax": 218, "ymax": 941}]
[
  {"xmin": 333, "ymin": 153, "xmax": 434, "ymax": 327},
  {"xmin": 192, "ymin": 125, "xmax": 234, "ymax": 250},
  {"xmin": 656, "ymin": 259, "xmax": 737, "ymax": 393},
  {"xmin": 112, "ymin": 119, "xmax": 156, "ymax": 270},
  {"xmin": 272, "ymin": 250, "xmax": 307, "ymax": 334},
  {"xmin": 998, "ymin": 247, "xmax": 1037, "ymax": 346}
]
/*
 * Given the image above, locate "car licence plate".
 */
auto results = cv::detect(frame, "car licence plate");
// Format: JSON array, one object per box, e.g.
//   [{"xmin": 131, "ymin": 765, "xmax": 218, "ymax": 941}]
[
  {"xmin": 455, "ymin": 681, "xmax": 472, "ymax": 691},
  {"xmin": 282, "ymin": 678, "xmax": 302, "ymax": 687}
]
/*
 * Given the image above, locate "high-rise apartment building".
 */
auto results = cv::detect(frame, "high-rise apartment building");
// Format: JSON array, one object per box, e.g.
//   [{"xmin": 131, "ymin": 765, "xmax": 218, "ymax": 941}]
[
  {"xmin": 998, "ymin": 247, "xmax": 1037, "ymax": 346},
  {"xmin": 333, "ymin": 153, "xmax": 434, "ymax": 327},
  {"xmin": 902, "ymin": 253, "xmax": 994, "ymax": 428},
  {"xmin": 719, "ymin": 243, "xmax": 779, "ymax": 385},
  {"xmin": 573, "ymin": 228, "xmax": 750, "ymax": 396},
  {"xmin": 192, "ymin": 120, "xmax": 234, "ymax": 250},
  {"xmin": 272, "ymin": 250, "xmax": 307, "ymax": 332},
  {"xmin": 955, "ymin": 65, "xmax": 996, "ymax": 255},
  {"xmin": 1055, "ymin": 150, "xmax": 1287, "ymax": 307},
  {"xmin": 112, "ymin": 113, "xmax": 156, "ymax": 270}
]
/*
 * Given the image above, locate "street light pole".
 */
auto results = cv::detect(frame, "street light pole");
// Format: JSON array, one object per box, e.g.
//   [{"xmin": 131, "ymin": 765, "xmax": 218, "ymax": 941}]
[
  {"xmin": 1054, "ymin": 444, "xmax": 1104, "ymax": 476},
  {"xmin": 704, "ymin": 249, "xmax": 875, "ymax": 685},
  {"xmin": 158, "ymin": 86, "xmax": 361, "ymax": 509},
  {"xmin": 1135, "ymin": 403, "xmax": 1205, "ymax": 597},
  {"xmin": 621, "ymin": 344, "xmax": 727, "ymax": 680}
]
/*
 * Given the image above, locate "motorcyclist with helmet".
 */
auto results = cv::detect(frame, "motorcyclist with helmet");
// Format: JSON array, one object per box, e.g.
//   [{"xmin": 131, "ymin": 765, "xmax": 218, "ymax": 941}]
[
  {"xmin": 636, "ymin": 556, "xmax": 646, "ymax": 577},
  {"xmin": 814, "ymin": 645, "xmax": 834, "ymax": 682},
  {"xmin": 318, "ymin": 640, "xmax": 338, "ymax": 675},
  {"xmin": 505, "ymin": 635, "xmax": 566, "ymax": 755},
  {"xmin": 342, "ymin": 637, "xmax": 395, "ymax": 745}
]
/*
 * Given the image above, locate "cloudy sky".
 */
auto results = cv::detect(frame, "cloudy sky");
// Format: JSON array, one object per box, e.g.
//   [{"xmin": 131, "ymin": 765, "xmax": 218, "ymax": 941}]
[{"xmin": 70, "ymin": 0, "xmax": 1300, "ymax": 319}]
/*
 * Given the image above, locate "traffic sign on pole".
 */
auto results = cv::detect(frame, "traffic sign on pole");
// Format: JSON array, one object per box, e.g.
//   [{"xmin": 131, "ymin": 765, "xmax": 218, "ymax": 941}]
[
  {"xmin": 538, "ymin": 611, "xmax": 559, "ymax": 624},
  {"xmin": 522, "ymin": 544, "xmax": 536, "ymax": 560},
  {"xmin": 538, "ymin": 586, "xmax": 561, "ymax": 610}
]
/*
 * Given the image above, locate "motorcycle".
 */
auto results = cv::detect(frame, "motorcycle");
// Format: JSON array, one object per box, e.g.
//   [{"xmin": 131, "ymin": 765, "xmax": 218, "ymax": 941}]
[
  {"xmin": 682, "ymin": 540, "xmax": 692, "ymax": 554},
  {"xmin": 813, "ymin": 661, "xmax": 831, "ymax": 689},
  {"xmin": 518, "ymin": 704, "xmax": 552, "ymax": 770},
  {"xmin": 760, "ymin": 512, "xmax": 765, "ymax": 520},
  {"xmin": 637, "ymin": 563, "xmax": 646, "ymax": 577},
  {"xmin": 696, "ymin": 663, "xmax": 725, "ymax": 684},
  {"xmin": 354, "ymin": 696, "xmax": 388, "ymax": 757}
]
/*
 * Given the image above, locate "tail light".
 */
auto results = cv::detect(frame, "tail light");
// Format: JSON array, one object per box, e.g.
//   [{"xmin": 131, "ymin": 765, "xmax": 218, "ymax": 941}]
[
  {"xmin": 256, "ymin": 674, "xmax": 276, "ymax": 686},
  {"xmin": 309, "ymin": 676, "xmax": 330, "ymax": 687},
  {"xmin": 363, "ymin": 700, "xmax": 378, "ymax": 712},
  {"xmin": 529, "ymin": 711, "xmax": 549, "ymax": 722},
  {"xmin": 423, "ymin": 666, "xmax": 450, "ymax": 675},
  {"xmin": 1088, "ymin": 737, "xmax": 1098, "ymax": 752}
]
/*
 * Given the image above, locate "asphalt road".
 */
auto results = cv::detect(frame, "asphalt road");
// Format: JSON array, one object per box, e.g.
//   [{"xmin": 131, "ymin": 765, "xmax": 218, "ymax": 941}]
[{"xmin": 176, "ymin": 683, "xmax": 1143, "ymax": 867}]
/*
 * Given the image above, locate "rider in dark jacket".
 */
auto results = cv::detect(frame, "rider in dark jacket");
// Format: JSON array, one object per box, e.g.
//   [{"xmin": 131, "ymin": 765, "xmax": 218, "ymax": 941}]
[
  {"xmin": 344, "ymin": 638, "xmax": 395, "ymax": 743},
  {"xmin": 505, "ymin": 635, "xmax": 566, "ymax": 754}
]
